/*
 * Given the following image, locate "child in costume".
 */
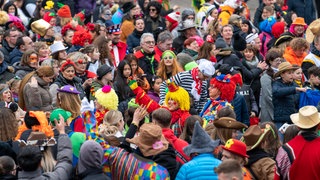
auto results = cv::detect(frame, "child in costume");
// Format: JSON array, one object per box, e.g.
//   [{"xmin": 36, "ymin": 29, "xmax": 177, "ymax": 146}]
[
  {"xmin": 129, "ymin": 79, "xmax": 191, "ymax": 137},
  {"xmin": 94, "ymin": 85, "xmax": 119, "ymax": 126}
]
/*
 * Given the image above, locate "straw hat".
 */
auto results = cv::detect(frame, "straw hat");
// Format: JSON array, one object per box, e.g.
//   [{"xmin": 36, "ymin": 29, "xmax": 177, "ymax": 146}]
[
  {"xmin": 213, "ymin": 117, "xmax": 248, "ymax": 129},
  {"xmin": 242, "ymin": 125, "xmax": 271, "ymax": 151},
  {"xmin": 290, "ymin": 105, "xmax": 320, "ymax": 129},
  {"xmin": 126, "ymin": 123, "xmax": 169, "ymax": 157},
  {"xmin": 306, "ymin": 18, "xmax": 320, "ymax": 43},
  {"xmin": 274, "ymin": 62, "xmax": 299, "ymax": 78}
]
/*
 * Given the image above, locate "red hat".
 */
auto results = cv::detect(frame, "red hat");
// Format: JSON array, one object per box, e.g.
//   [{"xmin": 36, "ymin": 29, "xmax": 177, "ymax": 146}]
[
  {"xmin": 57, "ymin": 5, "xmax": 72, "ymax": 18},
  {"xmin": 75, "ymin": 10, "xmax": 85, "ymax": 22},
  {"xmin": 222, "ymin": 139, "xmax": 248, "ymax": 158},
  {"xmin": 72, "ymin": 29, "xmax": 92, "ymax": 46},
  {"xmin": 43, "ymin": 12, "xmax": 56, "ymax": 24},
  {"xmin": 107, "ymin": 24, "xmax": 122, "ymax": 34},
  {"xmin": 60, "ymin": 59, "xmax": 75, "ymax": 72},
  {"xmin": 271, "ymin": 22, "xmax": 285, "ymax": 39},
  {"xmin": 166, "ymin": 12, "xmax": 180, "ymax": 31}
]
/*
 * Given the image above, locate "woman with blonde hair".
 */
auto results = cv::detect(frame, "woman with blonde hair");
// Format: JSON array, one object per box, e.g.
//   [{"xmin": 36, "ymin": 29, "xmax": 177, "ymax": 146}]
[
  {"xmin": 157, "ymin": 50, "xmax": 183, "ymax": 80},
  {"xmin": 99, "ymin": 110, "xmax": 125, "ymax": 146},
  {"xmin": 19, "ymin": 66, "xmax": 55, "ymax": 111}
]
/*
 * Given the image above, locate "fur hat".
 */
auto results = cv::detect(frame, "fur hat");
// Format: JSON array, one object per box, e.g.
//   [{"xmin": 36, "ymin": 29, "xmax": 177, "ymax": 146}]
[
  {"xmin": 57, "ymin": 5, "xmax": 72, "ymax": 18},
  {"xmin": 96, "ymin": 64, "xmax": 113, "ymax": 80},
  {"xmin": 290, "ymin": 105, "xmax": 320, "ymax": 129},
  {"xmin": 95, "ymin": 86, "xmax": 118, "ymax": 110},
  {"xmin": 126, "ymin": 123, "xmax": 169, "ymax": 157},
  {"xmin": 222, "ymin": 139, "xmax": 248, "ymax": 158},
  {"xmin": 31, "ymin": 19, "xmax": 51, "ymax": 36},
  {"xmin": 183, "ymin": 121, "xmax": 219, "ymax": 156},
  {"xmin": 213, "ymin": 117, "xmax": 248, "ymax": 129}
]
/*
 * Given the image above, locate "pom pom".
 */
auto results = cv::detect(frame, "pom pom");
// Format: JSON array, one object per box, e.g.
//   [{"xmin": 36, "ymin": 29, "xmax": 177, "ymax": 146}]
[{"xmin": 102, "ymin": 85, "xmax": 111, "ymax": 93}]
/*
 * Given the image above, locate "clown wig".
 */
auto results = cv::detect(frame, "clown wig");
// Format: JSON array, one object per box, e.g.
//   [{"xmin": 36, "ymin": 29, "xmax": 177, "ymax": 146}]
[
  {"xmin": 72, "ymin": 29, "xmax": 92, "ymax": 46},
  {"xmin": 165, "ymin": 82, "xmax": 190, "ymax": 111},
  {"xmin": 210, "ymin": 74, "xmax": 242, "ymax": 102}
]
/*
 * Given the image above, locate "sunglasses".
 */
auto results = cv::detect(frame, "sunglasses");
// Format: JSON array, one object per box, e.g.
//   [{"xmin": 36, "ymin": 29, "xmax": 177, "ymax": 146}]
[
  {"xmin": 149, "ymin": 8, "xmax": 156, "ymax": 12},
  {"xmin": 163, "ymin": 56, "xmax": 173, "ymax": 60}
]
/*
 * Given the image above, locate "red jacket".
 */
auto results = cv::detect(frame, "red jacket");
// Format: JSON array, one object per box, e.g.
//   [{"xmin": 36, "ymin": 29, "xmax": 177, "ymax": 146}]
[
  {"xmin": 162, "ymin": 128, "xmax": 190, "ymax": 164},
  {"xmin": 110, "ymin": 41, "xmax": 127, "ymax": 65},
  {"xmin": 154, "ymin": 46, "xmax": 163, "ymax": 63}
]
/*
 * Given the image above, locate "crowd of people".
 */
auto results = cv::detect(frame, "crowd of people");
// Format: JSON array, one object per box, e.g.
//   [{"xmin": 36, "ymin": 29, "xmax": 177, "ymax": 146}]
[{"xmin": 0, "ymin": 0, "xmax": 320, "ymax": 179}]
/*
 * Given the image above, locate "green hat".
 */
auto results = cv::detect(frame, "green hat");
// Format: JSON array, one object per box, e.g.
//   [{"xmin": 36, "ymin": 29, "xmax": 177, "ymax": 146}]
[{"xmin": 49, "ymin": 108, "xmax": 72, "ymax": 126}]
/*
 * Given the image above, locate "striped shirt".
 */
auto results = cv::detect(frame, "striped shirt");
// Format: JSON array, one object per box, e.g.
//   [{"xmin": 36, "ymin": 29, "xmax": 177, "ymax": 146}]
[{"xmin": 159, "ymin": 71, "xmax": 208, "ymax": 113}]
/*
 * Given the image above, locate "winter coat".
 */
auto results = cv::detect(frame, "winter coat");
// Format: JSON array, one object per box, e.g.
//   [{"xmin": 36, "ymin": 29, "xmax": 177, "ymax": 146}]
[
  {"xmin": 134, "ymin": 50, "xmax": 160, "ymax": 84},
  {"xmin": 283, "ymin": 46, "xmax": 307, "ymax": 66},
  {"xmin": 176, "ymin": 153, "xmax": 221, "ymax": 180},
  {"xmin": 218, "ymin": 5, "xmax": 235, "ymax": 26},
  {"xmin": 272, "ymin": 79, "xmax": 299, "ymax": 123},
  {"xmin": 153, "ymin": 144, "xmax": 178, "ymax": 179},
  {"xmin": 9, "ymin": 48, "xmax": 23, "ymax": 65},
  {"xmin": 1, "ymin": 40, "xmax": 14, "ymax": 64},
  {"xmin": 18, "ymin": 134, "xmax": 72, "ymax": 180},
  {"xmin": 127, "ymin": 29, "xmax": 144, "ymax": 53},
  {"xmin": 14, "ymin": 65, "xmax": 35, "ymax": 79},
  {"xmin": 245, "ymin": 148, "xmax": 275, "ymax": 180},
  {"xmin": 287, "ymin": 0, "xmax": 316, "ymax": 24},
  {"xmin": 0, "ymin": 61, "xmax": 14, "ymax": 84},
  {"xmin": 50, "ymin": 73, "xmax": 85, "ymax": 106},
  {"xmin": 144, "ymin": 15, "xmax": 166, "ymax": 42},
  {"xmin": 259, "ymin": 72, "xmax": 274, "ymax": 122},
  {"xmin": 216, "ymin": 51, "xmax": 263, "ymax": 83},
  {"xmin": 23, "ymin": 75, "xmax": 53, "ymax": 111},
  {"xmin": 231, "ymin": 93, "xmax": 250, "ymax": 126},
  {"xmin": 172, "ymin": 35, "xmax": 186, "ymax": 54}
]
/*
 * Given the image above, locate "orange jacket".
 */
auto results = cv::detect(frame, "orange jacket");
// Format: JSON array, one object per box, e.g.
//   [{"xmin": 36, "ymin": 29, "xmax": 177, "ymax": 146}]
[
  {"xmin": 218, "ymin": 6, "xmax": 235, "ymax": 26},
  {"xmin": 283, "ymin": 47, "xmax": 307, "ymax": 66}
]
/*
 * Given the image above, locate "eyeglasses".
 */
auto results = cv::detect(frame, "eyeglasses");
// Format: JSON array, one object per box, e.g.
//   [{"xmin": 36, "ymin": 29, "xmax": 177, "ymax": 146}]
[
  {"xmin": 149, "ymin": 8, "xmax": 156, "ymax": 12},
  {"xmin": 163, "ymin": 56, "xmax": 173, "ymax": 60},
  {"xmin": 144, "ymin": 41, "xmax": 155, "ymax": 45}
]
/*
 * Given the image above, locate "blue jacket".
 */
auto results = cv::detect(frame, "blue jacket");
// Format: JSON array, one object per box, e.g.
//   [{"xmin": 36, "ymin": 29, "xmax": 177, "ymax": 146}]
[
  {"xmin": 176, "ymin": 153, "xmax": 221, "ymax": 180},
  {"xmin": 272, "ymin": 79, "xmax": 299, "ymax": 123},
  {"xmin": 127, "ymin": 29, "xmax": 143, "ymax": 53},
  {"xmin": 9, "ymin": 48, "xmax": 23, "ymax": 65},
  {"xmin": 231, "ymin": 93, "xmax": 250, "ymax": 126}
]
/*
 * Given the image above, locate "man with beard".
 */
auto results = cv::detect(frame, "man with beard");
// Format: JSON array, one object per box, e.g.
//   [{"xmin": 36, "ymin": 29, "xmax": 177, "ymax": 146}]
[{"xmin": 107, "ymin": 24, "xmax": 127, "ymax": 67}]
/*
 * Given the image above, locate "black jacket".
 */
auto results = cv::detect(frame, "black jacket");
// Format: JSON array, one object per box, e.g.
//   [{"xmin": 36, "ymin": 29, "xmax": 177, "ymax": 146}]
[{"xmin": 53, "ymin": 73, "xmax": 86, "ymax": 100}]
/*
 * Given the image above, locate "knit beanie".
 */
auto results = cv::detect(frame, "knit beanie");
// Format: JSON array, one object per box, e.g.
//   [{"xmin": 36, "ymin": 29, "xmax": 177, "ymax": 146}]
[
  {"xmin": 166, "ymin": 12, "xmax": 180, "ymax": 28},
  {"xmin": 96, "ymin": 64, "xmax": 113, "ymax": 80},
  {"xmin": 57, "ymin": 5, "xmax": 72, "ymax": 18},
  {"xmin": 272, "ymin": 22, "xmax": 285, "ymax": 39}
]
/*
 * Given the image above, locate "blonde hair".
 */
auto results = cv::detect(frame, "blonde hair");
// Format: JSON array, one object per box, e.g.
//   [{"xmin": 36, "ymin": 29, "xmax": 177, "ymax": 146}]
[
  {"xmin": 99, "ymin": 110, "xmax": 123, "ymax": 137},
  {"xmin": 40, "ymin": 147, "xmax": 56, "ymax": 172},
  {"xmin": 57, "ymin": 92, "xmax": 81, "ymax": 118}
]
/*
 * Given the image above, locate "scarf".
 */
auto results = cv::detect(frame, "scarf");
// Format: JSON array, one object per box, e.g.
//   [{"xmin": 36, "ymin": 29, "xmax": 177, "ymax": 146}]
[
  {"xmin": 191, "ymin": 67, "xmax": 202, "ymax": 101},
  {"xmin": 311, "ymin": 43, "xmax": 320, "ymax": 57}
]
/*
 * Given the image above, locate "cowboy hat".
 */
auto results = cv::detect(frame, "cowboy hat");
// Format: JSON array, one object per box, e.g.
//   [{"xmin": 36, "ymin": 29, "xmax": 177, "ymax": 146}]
[
  {"xmin": 178, "ymin": 19, "xmax": 196, "ymax": 32},
  {"xmin": 213, "ymin": 117, "xmax": 248, "ymax": 129},
  {"xmin": 126, "ymin": 123, "xmax": 168, "ymax": 157},
  {"xmin": 306, "ymin": 19, "xmax": 320, "ymax": 44},
  {"xmin": 290, "ymin": 105, "xmax": 320, "ymax": 129},
  {"xmin": 274, "ymin": 61, "xmax": 299, "ymax": 78},
  {"xmin": 242, "ymin": 125, "xmax": 271, "ymax": 151}
]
